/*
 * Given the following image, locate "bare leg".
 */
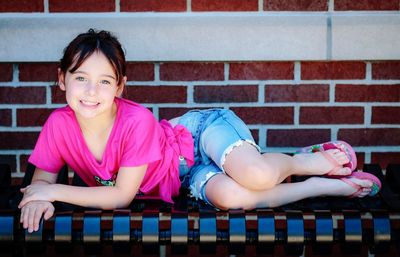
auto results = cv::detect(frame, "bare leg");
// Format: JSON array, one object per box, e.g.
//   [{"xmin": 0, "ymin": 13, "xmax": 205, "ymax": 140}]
[
  {"xmin": 205, "ymin": 174, "xmax": 373, "ymax": 210},
  {"xmin": 223, "ymin": 142, "xmax": 352, "ymax": 191}
]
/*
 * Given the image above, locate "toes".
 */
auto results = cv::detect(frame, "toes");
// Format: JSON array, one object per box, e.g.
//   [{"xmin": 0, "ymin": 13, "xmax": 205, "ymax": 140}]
[
  {"xmin": 326, "ymin": 149, "xmax": 350, "ymax": 166},
  {"xmin": 356, "ymin": 178, "xmax": 373, "ymax": 188},
  {"xmin": 337, "ymin": 167, "xmax": 352, "ymax": 176},
  {"xmin": 357, "ymin": 188, "xmax": 371, "ymax": 198},
  {"xmin": 347, "ymin": 177, "xmax": 374, "ymax": 197},
  {"xmin": 332, "ymin": 151, "xmax": 349, "ymax": 164}
]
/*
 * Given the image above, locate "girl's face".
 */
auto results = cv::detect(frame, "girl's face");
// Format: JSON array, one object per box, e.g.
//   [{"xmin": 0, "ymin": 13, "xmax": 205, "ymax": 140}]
[{"xmin": 58, "ymin": 51, "xmax": 126, "ymax": 121}]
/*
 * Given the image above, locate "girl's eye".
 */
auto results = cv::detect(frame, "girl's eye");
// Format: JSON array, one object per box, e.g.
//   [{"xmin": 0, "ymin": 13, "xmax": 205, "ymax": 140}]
[
  {"xmin": 76, "ymin": 76, "xmax": 86, "ymax": 82},
  {"xmin": 100, "ymin": 80, "xmax": 111, "ymax": 85}
]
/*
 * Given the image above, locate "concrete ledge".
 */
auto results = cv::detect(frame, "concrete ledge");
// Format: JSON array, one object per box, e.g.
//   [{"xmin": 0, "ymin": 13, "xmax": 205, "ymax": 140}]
[
  {"xmin": 332, "ymin": 13, "xmax": 400, "ymax": 60},
  {"xmin": 0, "ymin": 13, "xmax": 399, "ymax": 62},
  {"xmin": 0, "ymin": 13, "xmax": 326, "ymax": 62}
]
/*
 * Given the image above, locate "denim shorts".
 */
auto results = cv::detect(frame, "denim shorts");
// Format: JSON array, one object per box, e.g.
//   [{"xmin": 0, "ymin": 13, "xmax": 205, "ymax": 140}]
[{"xmin": 177, "ymin": 109, "xmax": 260, "ymax": 206}]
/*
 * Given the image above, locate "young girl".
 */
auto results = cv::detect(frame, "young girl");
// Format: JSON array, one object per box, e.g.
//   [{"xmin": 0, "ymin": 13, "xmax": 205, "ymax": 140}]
[{"xmin": 19, "ymin": 29, "xmax": 381, "ymax": 233}]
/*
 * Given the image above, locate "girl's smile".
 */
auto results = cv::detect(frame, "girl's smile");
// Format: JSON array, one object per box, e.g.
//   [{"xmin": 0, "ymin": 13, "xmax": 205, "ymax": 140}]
[
  {"xmin": 80, "ymin": 100, "xmax": 100, "ymax": 108},
  {"xmin": 58, "ymin": 51, "xmax": 125, "ymax": 121}
]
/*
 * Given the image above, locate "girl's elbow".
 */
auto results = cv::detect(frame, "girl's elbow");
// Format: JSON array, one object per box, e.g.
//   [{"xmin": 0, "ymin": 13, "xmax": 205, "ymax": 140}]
[
  {"xmin": 102, "ymin": 188, "xmax": 135, "ymax": 210},
  {"xmin": 101, "ymin": 201, "xmax": 130, "ymax": 210},
  {"xmin": 114, "ymin": 195, "xmax": 134, "ymax": 209},
  {"xmin": 114, "ymin": 201, "xmax": 131, "ymax": 209}
]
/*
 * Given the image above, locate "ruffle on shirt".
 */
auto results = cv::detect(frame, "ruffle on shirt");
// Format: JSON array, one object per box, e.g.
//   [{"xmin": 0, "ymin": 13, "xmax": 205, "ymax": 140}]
[
  {"xmin": 139, "ymin": 119, "xmax": 194, "ymax": 203},
  {"xmin": 160, "ymin": 119, "xmax": 194, "ymax": 167}
]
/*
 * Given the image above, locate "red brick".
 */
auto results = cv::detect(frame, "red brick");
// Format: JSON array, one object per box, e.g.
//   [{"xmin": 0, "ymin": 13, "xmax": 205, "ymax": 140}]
[
  {"xmin": 19, "ymin": 63, "xmax": 58, "ymax": 82},
  {"xmin": 51, "ymin": 86, "xmax": 66, "ymax": 104},
  {"xmin": 0, "ymin": 155, "xmax": 16, "ymax": 174},
  {"xmin": 0, "ymin": 109, "xmax": 12, "ymax": 126},
  {"xmin": 230, "ymin": 107, "xmax": 293, "ymax": 124},
  {"xmin": 300, "ymin": 107, "xmax": 364, "ymax": 124},
  {"xmin": 250, "ymin": 129, "xmax": 259, "ymax": 145},
  {"xmin": 159, "ymin": 108, "xmax": 194, "ymax": 120},
  {"xmin": 335, "ymin": 84, "xmax": 400, "ymax": 102},
  {"xmin": 0, "ymin": 0, "xmax": 44, "ymax": 12},
  {"xmin": 125, "ymin": 86, "xmax": 187, "ymax": 103},
  {"xmin": 0, "ymin": 87, "xmax": 46, "ymax": 104},
  {"xmin": 120, "ymin": 0, "xmax": 186, "ymax": 11},
  {"xmin": 264, "ymin": 0, "xmax": 328, "ymax": 11},
  {"xmin": 335, "ymin": 0, "xmax": 399, "ymax": 10},
  {"xmin": 372, "ymin": 61, "xmax": 400, "ymax": 80},
  {"xmin": 192, "ymin": 0, "xmax": 258, "ymax": 11},
  {"xmin": 0, "ymin": 63, "xmax": 13, "ymax": 82},
  {"xmin": 372, "ymin": 107, "xmax": 400, "ymax": 124},
  {"xmin": 267, "ymin": 129, "xmax": 331, "ymax": 147},
  {"xmin": 355, "ymin": 152, "xmax": 365, "ymax": 170},
  {"xmin": 230, "ymin": 62, "xmax": 294, "ymax": 80},
  {"xmin": 126, "ymin": 63, "xmax": 154, "ymax": 81},
  {"xmin": 11, "ymin": 178, "xmax": 23, "ymax": 186},
  {"xmin": 194, "ymin": 85, "xmax": 258, "ymax": 103},
  {"xmin": 301, "ymin": 61, "xmax": 366, "ymax": 80},
  {"xmin": 371, "ymin": 152, "xmax": 400, "ymax": 168},
  {"xmin": 19, "ymin": 155, "xmax": 30, "ymax": 174},
  {"xmin": 338, "ymin": 129, "xmax": 400, "ymax": 146},
  {"xmin": 0, "ymin": 132, "xmax": 39, "ymax": 149},
  {"xmin": 17, "ymin": 108, "xmax": 55, "ymax": 127},
  {"xmin": 160, "ymin": 63, "xmax": 224, "ymax": 81},
  {"xmin": 265, "ymin": 84, "xmax": 329, "ymax": 102},
  {"xmin": 49, "ymin": 0, "xmax": 115, "ymax": 12}
]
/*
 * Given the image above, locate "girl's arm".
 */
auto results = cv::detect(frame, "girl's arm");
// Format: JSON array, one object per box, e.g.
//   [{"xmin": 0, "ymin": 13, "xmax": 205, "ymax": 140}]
[
  {"xmin": 19, "ymin": 165, "xmax": 147, "ymax": 210},
  {"xmin": 31, "ymin": 168, "xmax": 58, "ymax": 184},
  {"xmin": 19, "ymin": 168, "xmax": 58, "ymax": 232}
]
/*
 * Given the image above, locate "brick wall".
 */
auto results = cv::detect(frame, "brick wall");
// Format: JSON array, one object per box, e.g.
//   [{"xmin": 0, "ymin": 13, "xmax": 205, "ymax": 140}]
[{"xmin": 1, "ymin": 0, "xmax": 400, "ymax": 179}]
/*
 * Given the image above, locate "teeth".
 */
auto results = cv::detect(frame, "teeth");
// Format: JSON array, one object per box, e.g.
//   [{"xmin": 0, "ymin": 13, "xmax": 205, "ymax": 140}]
[{"xmin": 81, "ymin": 100, "xmax": 98, "ymax": 106}]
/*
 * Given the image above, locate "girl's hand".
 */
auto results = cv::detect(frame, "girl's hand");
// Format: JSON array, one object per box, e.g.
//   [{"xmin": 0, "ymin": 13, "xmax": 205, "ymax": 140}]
[
  {"xmin": 18, "ymin": 184, "xmax": 56, "ymax": 208},
  {"xmin": 19, "ymin": 200, "xmax": 54, "ymax": 233}
]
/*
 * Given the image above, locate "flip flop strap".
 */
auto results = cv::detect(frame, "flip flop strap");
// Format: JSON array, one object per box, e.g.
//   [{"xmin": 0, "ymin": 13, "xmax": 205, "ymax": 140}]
[
  {"xmin": 320, "ymin": 151, "xmax": 340, "ymax": 176},
  {"xmin": 340, "ymin": 177, "xmax": 362, "ymax": 198}
]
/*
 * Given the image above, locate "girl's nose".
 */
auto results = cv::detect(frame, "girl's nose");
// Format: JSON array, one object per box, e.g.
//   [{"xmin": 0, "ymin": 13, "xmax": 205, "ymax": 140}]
[{"xmin": 86, "ymin": 81, "xmax": 97, "ymax": 95}]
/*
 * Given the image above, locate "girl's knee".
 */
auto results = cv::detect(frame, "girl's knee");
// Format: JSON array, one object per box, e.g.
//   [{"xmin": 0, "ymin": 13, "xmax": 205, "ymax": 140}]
[
  {"xmin": 241, "ymin": 162, "xmax": 279, "ymax": 190},
  {"xmin": 210, "ymin": 195, "xmax": 253, "ymax": 210},
  {"xmin": 206, "ymin": 183, "xmax": 254, "ymax": 210}
]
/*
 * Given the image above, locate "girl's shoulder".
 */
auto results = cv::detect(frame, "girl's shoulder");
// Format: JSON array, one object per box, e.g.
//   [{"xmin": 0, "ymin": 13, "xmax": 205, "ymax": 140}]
[
  {"xmin": 39, "ymin": 106, "xmax": 77, "ymax": 138},
  {"xmin": 116, "ymin": 97, "xmax": 157, "ymax": 122},
  {"xmin": 47, "ymin": 105, "xmax": 75, "ymax": 124},
  {"xmin": 115, "ymin": 98, "xmax": 160, "ymax": 134}
]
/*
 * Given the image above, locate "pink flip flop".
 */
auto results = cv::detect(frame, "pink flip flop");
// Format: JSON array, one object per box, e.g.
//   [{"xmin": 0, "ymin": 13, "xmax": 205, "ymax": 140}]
[
  {"xmin": 296, "ymin": 140, "xmax": 357, "ymax": 176},
  {"xmin": 340, "ymin": 171, "xmax": 381, "ymax": 198}
]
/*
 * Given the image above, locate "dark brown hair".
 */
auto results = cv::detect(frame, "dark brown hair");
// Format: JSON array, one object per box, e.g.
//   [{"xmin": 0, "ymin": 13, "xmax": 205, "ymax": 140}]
[{"xmin": 60, "ymin": 29, "xmax": 126, "ymax": 85}]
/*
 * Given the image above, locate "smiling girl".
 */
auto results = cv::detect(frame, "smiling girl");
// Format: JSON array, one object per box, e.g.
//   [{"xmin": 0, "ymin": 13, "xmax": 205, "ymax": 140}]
[{"xmin": 19, "ymin": 29, "xmax": 380, "ymax": 233}]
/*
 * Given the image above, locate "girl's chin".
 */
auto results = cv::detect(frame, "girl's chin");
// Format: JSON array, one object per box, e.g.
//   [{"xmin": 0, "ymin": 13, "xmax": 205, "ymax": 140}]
[{"xmin": 74, "ymin": 108, "xmax": 103, "ymax": 119}]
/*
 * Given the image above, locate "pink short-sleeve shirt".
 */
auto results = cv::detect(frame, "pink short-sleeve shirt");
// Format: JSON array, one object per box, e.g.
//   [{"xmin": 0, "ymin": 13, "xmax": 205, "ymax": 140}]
[{"xmin": 29, "ymin": 97, "xmax": 194, "ymax": 203}]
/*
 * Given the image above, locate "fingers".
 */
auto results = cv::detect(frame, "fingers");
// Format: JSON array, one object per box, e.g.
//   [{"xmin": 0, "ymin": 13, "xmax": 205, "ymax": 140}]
[
  {"xmin": 20, "ymin": 205, "xmax": 29, "ymax": 229},
  {"xmin": 43, "ymin": 205, "xmax": 55, "ymax": 220},
  {"xmin": 20, "ymin": 202, "xmax": 52, "ymax": 233},
  {"xmin": 18, "ymin": 194, "xmax": 33, "ymax": 209},
  {"xmin": 18, "ymin": 198, "xmax": 28, "ymax": 209},
  {"xmin": 18, "ymin": 188, "xmax": 29, "ymax": 208},
  {"xmin": 27, "ymin": 208, "xmax": 37, "ymax": 233}
]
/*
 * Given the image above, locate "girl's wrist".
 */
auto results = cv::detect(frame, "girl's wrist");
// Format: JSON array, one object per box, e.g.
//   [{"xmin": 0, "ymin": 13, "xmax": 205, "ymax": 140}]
[
  {"xmin": 48, "ymin": 184, "xmax": 59, "ymax": 202},
  {"xmin": 31, "ymin": 179, "xmax": 52, "ymax": 185}
]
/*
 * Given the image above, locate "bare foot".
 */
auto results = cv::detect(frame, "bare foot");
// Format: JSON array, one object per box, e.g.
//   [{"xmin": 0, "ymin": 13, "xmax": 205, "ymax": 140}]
[
  {"xmin": 293, "ymin": 149, "xmax": 352, "ymax": 176},
  {"xmin": 311, "ymin": 176, "xmax": 373, "ymax": 198}
]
